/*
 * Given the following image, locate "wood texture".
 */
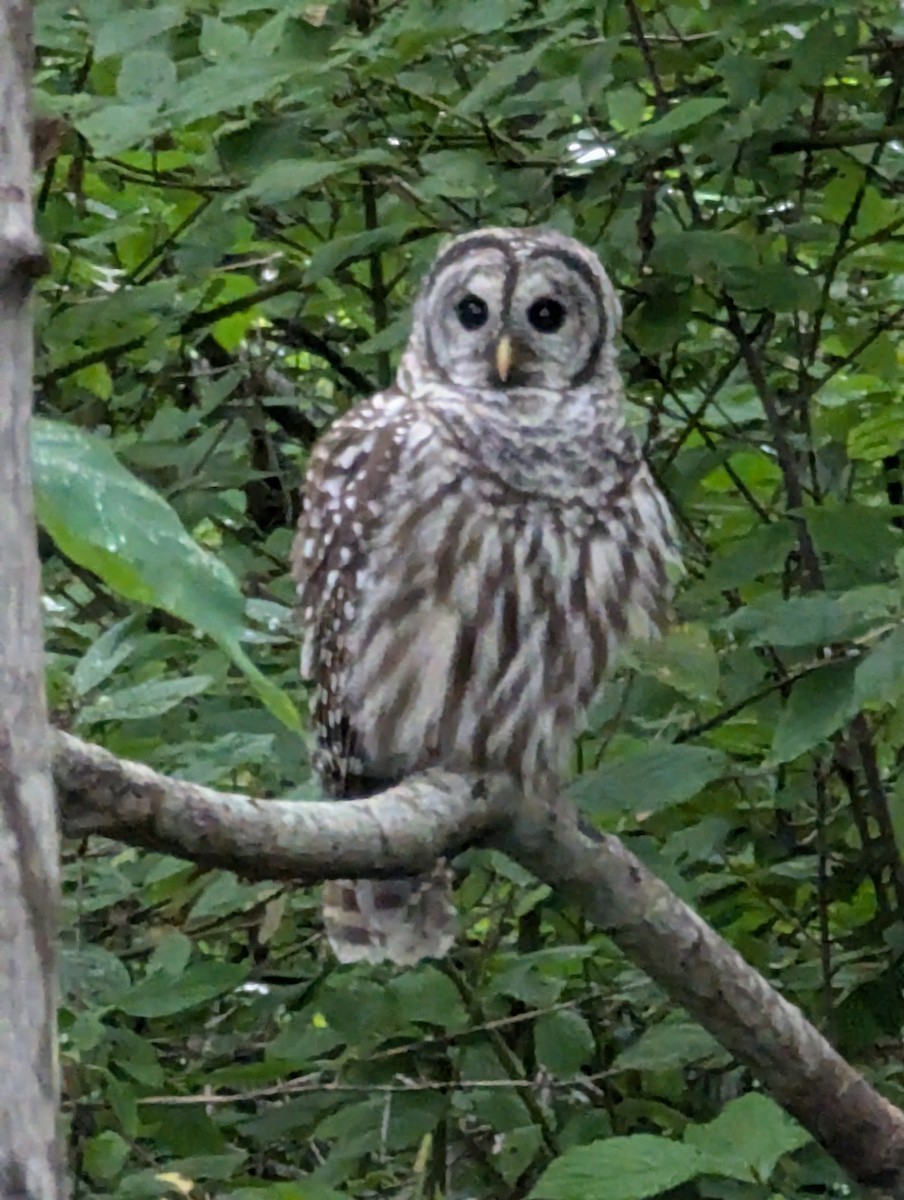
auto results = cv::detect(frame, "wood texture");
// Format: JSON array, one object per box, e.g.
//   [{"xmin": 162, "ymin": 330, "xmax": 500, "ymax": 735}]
[{"xmin": 0, "ymin": 2, "xmax": 60, "ymax": 1195}]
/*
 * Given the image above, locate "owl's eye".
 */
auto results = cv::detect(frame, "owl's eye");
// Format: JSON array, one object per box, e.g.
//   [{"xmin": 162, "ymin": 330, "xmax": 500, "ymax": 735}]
[
  {"xmin": 455, "ymin": 293, "xmax": 489, "ymax": 331},
  {"xmin": 527, "ymin": 297, "xmax": 566, "ymax": 333}
]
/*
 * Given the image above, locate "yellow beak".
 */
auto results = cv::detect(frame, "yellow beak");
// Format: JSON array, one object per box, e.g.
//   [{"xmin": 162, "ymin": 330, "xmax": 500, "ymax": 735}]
[{"xmin": 495, "ymin": 335, "xmax": 513, "ymax": 383}]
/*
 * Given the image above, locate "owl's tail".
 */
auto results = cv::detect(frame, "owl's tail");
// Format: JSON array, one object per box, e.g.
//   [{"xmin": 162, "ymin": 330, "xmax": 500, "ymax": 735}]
[{"xmin": 321, "ymin": 860, "xmax": 457, "ymax": 965}]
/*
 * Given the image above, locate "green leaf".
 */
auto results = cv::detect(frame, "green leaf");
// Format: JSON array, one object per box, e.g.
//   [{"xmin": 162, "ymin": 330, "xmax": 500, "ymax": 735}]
[
  {"xmin": 705, "ymin": 521, "xmax": 798, "ymax": 590},
  {"xmin": 535, "ymin": 1009, "xmax": 595, "ymax": 1076},
  {"xmin": 189, "ymin": 872, "xmax": 252, "ymax": 920},
  {"xmin": 638, "ymin": 97, "xmax": 727, "ymax": 139},
  {"xmin": 389, "ymin": 966, "xmax": 470, "ymax": 1030},
  {"xmin": 457, "ymin": 45, "xmax": 546, "ymax": 114},
  {"xmin": 806, "ymin": 505, "xmax": 901, "ymax": 574},
  {"xmin": 118, "ymin": 961, "xmax": 250, "ymax": 1017},
  {"xmin": 848, "ymin": 408, "xmax": 904, "ymax": 462},
  {"xmin": 496, "ymin": 1126, "xmax": 546, "ymax": 1185},
  {"xmin": 771, "ymin": 662, "xmax": 858, "ymax": 764},
  {"xmin": 459, "ymin": 0, "xmax": 521, "ymax": 33},
  {"xmin": 727, "ymin": 263, "xmax": 821, "ymax": 313},
  {"xmin": 75, "ymin": 102, "xmax": 163, "ymax": 156},
  {"xmin": 856, "ymin": 626, "xmax": 904, "ymax": 709},
  {"xmin": 83, "ymin": 1131, "xmax": 131, "ymax": 1182},
  {"xmin": 573, "ymin": 745, "xmax": 727, "ymax": 817},
  {"xmin": 683, "ymin": 1093, "xmax": 810, "ymax": 1182},
  {"xmin": 77, "ymin": 675, "xmax": 213, "ymax": 724},
  {"xmin": 117, "ymin": 49, "xmax": 177, "ymax": 108},
  {"xmin": 724, "ymin": 592, "xmax": 885, "ymax": 648},
  {"xmin": 607, "ymin": 86, "xmax": 647, "ymax": 132},
  {"xmin": 72, "ymin": 614, "xmax": 142, "ymax": 696},
  {"xmin": 92, "ymin": 5, "xmax": 184, "ymax": 60},
  {"xmin": 652, "ymin": 230, "xmax": 757, "ymax": 276},
  {"xmin": 60, "ymin": 945, "xmax": 132, "ymax": 1005},
  {"xmin": 147, "ymin": 931, "xmax": 194, "ymax": 979},
  {"xmin": 238, "ymin": 151, "xmax": 391, "ymax": 204},
  {"xmin": 633, "ymin": 623, "xmax": 720, "ymax": 701},
  {"xmin": 613, "ymin": 1023, "xmax": 728, "ymax": 1072},
  {"xmin": 530, "ymin": 1135, "xmax": 704, "ymax": 1200},
  {"xmin": 32, "ymin": 420, "xmax": 299, "ymax": 730}
]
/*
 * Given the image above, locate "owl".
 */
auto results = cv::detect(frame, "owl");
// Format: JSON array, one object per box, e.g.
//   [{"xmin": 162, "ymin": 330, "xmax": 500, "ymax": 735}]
[{"xmin": 292, "ymin": 227, "xmax": 677, "ymax": 965}]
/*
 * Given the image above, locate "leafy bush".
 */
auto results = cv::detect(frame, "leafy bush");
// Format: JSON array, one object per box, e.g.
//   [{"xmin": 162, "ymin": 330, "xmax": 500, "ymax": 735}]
[{"xmin": 39, "ymin": 1, "xmax": 904, "ymax": 1196}]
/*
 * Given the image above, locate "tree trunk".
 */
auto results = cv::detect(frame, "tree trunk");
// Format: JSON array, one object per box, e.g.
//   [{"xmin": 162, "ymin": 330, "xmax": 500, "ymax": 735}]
[{"xmin": 0, "ymin": 3, "xmax": 61, "ymax": 1197}]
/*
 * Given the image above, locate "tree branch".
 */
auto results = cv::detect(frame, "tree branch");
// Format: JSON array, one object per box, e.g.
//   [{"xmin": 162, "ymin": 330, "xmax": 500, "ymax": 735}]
[
  {"xmin": 0, "ymin": 2, "xmax": 62, "ymax": 1193},
  {"xmin": 53, "ymin": 730, "xmax": 505, "ymax": 880},
  {"xmin": 52, "ymin": 728, "xmax": 904, "ymax": 1194}
]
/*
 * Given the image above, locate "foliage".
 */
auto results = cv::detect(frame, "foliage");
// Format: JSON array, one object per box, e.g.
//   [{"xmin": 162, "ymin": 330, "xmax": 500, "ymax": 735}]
[{"xmin": 35, "ymin": 0, "xmax": 904, "ymax": 1196}]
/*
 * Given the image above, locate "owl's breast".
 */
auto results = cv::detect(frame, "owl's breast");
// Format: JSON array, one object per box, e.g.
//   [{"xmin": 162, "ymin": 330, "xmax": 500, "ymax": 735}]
[{"xmin": 341, "ymin": 461, "xmax": 669, "ymax": 787}]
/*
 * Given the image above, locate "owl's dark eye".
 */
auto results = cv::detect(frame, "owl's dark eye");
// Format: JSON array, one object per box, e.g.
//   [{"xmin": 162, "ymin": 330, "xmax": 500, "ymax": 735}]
[
  {"xmin": 527, "ymin": 297, "xmax": 566, "ymax": 333},
  {"xmin": 455, "ymin": 293, "xmax": 489, "ymax": 331}
]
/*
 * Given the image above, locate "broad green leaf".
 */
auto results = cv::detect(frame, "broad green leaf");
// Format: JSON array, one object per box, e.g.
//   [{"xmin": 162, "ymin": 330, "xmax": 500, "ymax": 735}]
[
  {"xmin": 238, "ymin": 150, "xmax": 391, "ymax": 204},
  {"xmin": 155, "ymin": 1152, "xmax": 247, "ymax": 1182},
  {"xmin": 705, "ymin": 521, "xmax": 798, "ymax": 590},
  {"xmin": 92, "ymin": 5, "xmax": 184, "ymax": 59},
  {"xmin": 189, "ymin": 871, "xmax": 254, "ymax": 920},
  {"xmin": 771, "ymin": 662, "xmax": 858, "ymax": 763},
  {"xmin": 727, "ymin": 263, "xmax": 821, "ymax": 313},
  {"xmin": 684, "ymin": 1093, "xmax": 810, "ymax": 1182},
  {"xmin": 389, "ymin": 966, "xmax": 470, "ymax": 1030},
  {"xmin": 530, "ymin": 1135, "xmax": 704, "ymax": 1200},
  {"xmin": 169, "ymin": 59, "xmax": 292, "ymax": 124},
  {"xmin": 117, "ymin": 49, "xmax": 178, "ymax": 108},
  {"xmin": 855, "ymin": 625, "xmax": 904, "ymax": 709},
  {"xmin": 83, "ymin": 1132, "xmax": 131, "ymax": 1182},
  {"xmin": 457, "ymin": 45, "xmax": 546, "ymax": 114},
  {"xmin": 110, "ymin": 1028, "xmax": 166, "ymax": 1088},
  {"xmin": 60, "ymin": 945, "xmax": 132, "ymax": 1005},
  {"xmin": 200, "ymin": 14, "xmax": 249, "ymax": 58},
  {"xmin": 633, "ymin": 623, "xmax": 720, "ymax": 701},
  {"xmin": 147, "ymin": 931, "xmax": 193, "ymax": 979},
  {"xmin": 638, "ymin": 97, "xmax": 727, "ymax": 139},
  {"xmin": 118, "ymin": 961, "xmax": 250, "ymax": 1017},
  {"xmin": 76, "ymin": 675, "xmax": 213, "ymax": 725},
  {"xmin": 724, "ymin": 592, "xmax": 888, "ymax": 648},
  {"xmin": 75, "ymin": 102, "xmax": 163, "ymax": 156},
  {"xmin": 535, "ymin": 1009, "xmax": 595, "ymax": 1076},
  {"xmin": 607, "ymin": 86, "xmax": 647, "ymax": 132},
  {"xmin": 305, "ymin": 226, "xmax": 413, "ymax": 284},
  {"xmin": 496, "ymin": 1126, "xmax": 546, "ymax": 1185},
  {"xmin": 32, "ymin": 420, "xmax": 299, "ymax": 730},
  {"xmin": 652, "ymin": 230, "xmax": 757, "ymax": 276},
  {"xmin": 806, "ymin": 505, "xmax": 901, "ymax": 574},
  {"xmin": 573, "ymin": 745, "xmax": 727, "ymax": 817},
  {"xmin": 72, "ymin": 614, "xmax": 142, "ymax": 696},
  {"xmin": 460, "ymin": 0, "xmax": 521, "ymax": 33},
  {"xmin": 848, "ymin": 409, "xmax": 904, "ymax": 462},
  {"xmin": 613, "ymin": 1023, "xmax": 729, "ymax": 1072}
]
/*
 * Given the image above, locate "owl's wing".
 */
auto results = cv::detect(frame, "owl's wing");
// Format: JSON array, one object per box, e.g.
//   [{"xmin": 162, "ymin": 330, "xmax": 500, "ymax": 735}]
[
  {"xmin": 291, "ymin": 390, "xmax": 410, "ymax": 791},
  {"xmin": 293, "ymin": 392, "xmax": 459, "ymax": 963}
]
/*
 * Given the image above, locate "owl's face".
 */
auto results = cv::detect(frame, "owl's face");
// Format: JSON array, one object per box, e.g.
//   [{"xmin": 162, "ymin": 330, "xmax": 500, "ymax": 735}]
[{"xmin": 408, "ymin": 227, "xmax": 621, "ymax": 394}]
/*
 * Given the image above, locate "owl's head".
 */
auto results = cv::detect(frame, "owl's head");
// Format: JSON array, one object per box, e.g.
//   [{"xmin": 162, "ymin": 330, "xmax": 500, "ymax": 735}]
[{"xmin": 405, "ymin": 227, "xmax": 622, "ymax": 393}]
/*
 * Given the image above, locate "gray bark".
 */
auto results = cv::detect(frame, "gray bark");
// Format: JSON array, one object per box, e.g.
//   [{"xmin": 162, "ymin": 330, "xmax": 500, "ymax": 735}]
[
  {"xmin": 0, "ymin": 3, "xmax": 61, "ymax": 1198},
  {"xmin": 53, "ymin": 729, "xmax": 904, "ymax": 1196}
]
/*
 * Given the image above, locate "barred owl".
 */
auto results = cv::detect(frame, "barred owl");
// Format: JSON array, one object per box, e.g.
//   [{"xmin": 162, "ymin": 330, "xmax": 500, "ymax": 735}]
[{"xmin": 293, "ymin": 227, "xmax": 677, "ymax": 965}]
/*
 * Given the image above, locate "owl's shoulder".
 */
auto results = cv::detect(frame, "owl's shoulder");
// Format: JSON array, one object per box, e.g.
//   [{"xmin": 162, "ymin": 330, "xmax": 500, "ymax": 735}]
[{"xmin": 292, "ymin": 386, "xmax": 439, "ymax": 641}]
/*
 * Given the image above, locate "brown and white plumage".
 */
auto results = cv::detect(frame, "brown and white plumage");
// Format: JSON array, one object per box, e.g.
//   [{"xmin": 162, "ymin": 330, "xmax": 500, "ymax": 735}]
[{"xmin": 292, "ymin": 227, "xmax": 677, "ymax": 965}]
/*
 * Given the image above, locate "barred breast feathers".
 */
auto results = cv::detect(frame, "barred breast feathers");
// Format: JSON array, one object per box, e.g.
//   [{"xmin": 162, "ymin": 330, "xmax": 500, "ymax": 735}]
[{"xmin": 294, "ymin": 381, "xmax": 677, "ymax": 793}]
